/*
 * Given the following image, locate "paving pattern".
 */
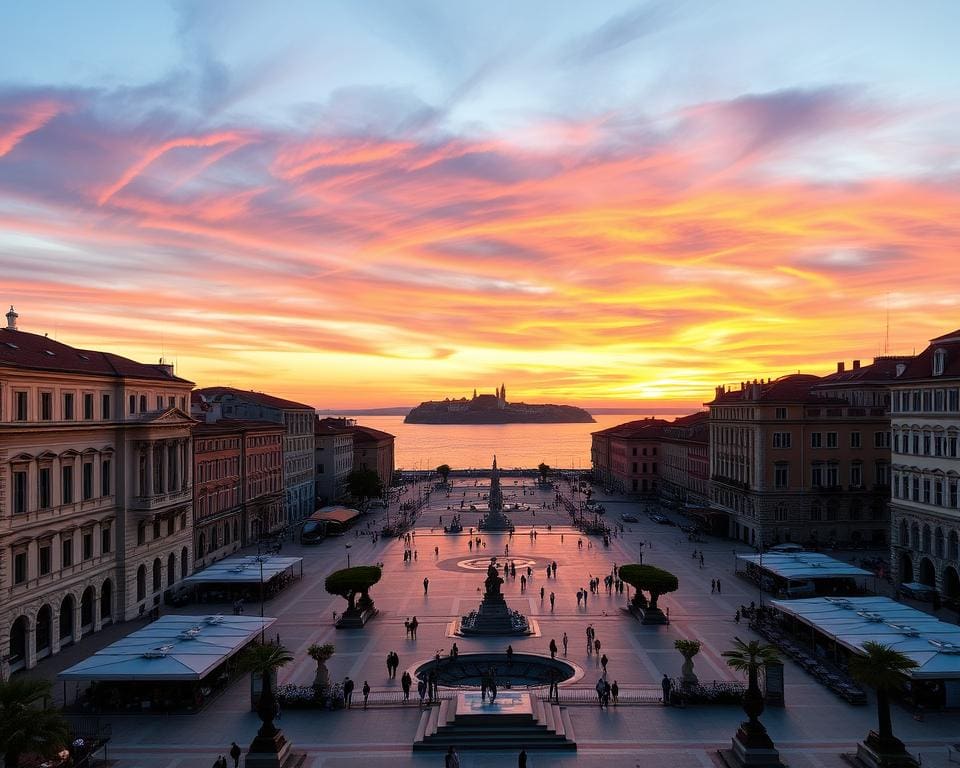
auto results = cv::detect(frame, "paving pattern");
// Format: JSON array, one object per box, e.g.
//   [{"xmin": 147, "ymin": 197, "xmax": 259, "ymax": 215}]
[{"xmin": 26, "ymin": 477, "xmax": 960, "ymax": 767}]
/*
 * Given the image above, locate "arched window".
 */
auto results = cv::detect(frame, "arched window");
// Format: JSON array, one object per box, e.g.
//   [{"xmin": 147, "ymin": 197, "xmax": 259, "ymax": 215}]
[
  {"xmin": 167, "ymin": 552, "xmax": 175, "ymax": 587},
  {"xmin": 100, "ymin": 579, "xmax": 112, "ymax": 621},
  {"xmin": 80, "ymin": 586, "xmax": 94, "ymax": 628},
  {"xmin": 181, "ymin": 546, "xmax": 189, "ymax": 580},
  {"xmin": 899, "ymin": 519, "xmax": 909, "ymax": 546},
  {"xmin": 152, "ymin": 558, "xmax": 162, "ymax": 592},
  {"xmin": 922, "ymin": 524, "xmax": 932, "ymax": 553},
  {"xmin": 935, "ymin": 527, "xmax": 945, "ymax": 558},
  {"xmin": 911, "ymin": 522, "xmax": 920, "ymax": 551},
  {"xmin": 59, "ymin": 594, "xmax": 75, "ymax": 642},
  {"xmin": 949, "ymin": 530, "xmax": 960, "ymax": 560},
  {"xmin": 36, "ymin": 605, "xmax": 52, "ymax": 654},
  {"xmin": 136, "ymin": 565, "xmax": 146, "ymax": 601}
]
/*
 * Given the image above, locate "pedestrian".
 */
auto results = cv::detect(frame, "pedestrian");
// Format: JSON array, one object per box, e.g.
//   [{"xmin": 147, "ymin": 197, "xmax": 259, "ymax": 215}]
[
  {"xmin": 405, "ymin": 618, "xmax": 411, "ymax": 639},
  {"xmin": 550, "ymin": 591, "xmax": 555, "ymax": 612},
  {"xmin": 214, "ymin": 756, "xmax": 226, "ymax": 768},
  {"xmin": 576, "ymin": 590, "xmax": 582, "ymax": 608},
  {"xmin": 711, "ymin": 579, "xmax": 716, "ymax": 594},
  {"xmin": 401, "ymin": 671, "xmax": 412, "ymax": 701},
  {"xmin": 717, "ymin": 579, "xmax": 721, "ymax": 594},
  {"xmin": 518, "ymin": 747, "xmax": 528, "ymax": 768},
  {"xmin": 417, "ymin": 677, "xmax": 427, "ymax": 707},
  {"xmin": 411, "ymin": 616, "xmax": 419, "ymax": 639},
  {"xmin": 661, "ymin": 673, "xmax": 672, "ymax": 706},
  {"xmin": 445, "ymin": 745, "xmax": 461, "ymax": 768},
  {"xmin": 595, "ymin": 677, "xmax": 606, "ymax": 707},
  {"xmin": 600, "ymin": 653, "xmax": 608, "ymax": 674},
  {"xmin": 362, "ymin": 680, "xmax": 370, "ymax": 709},
  {"xmin": 552, "ymin": 561, "xmax": 557, "ymax": 577},
  {"xmin": 540, "ymin": 586, "xmax": 545, "ymax": 601},
  {"xmin": 450, "ymin": 642, "xmax": 459, "ymax": 658},
  {"xmin": 506, "ymin": 644, "xmax": 513, "ymax": 664},
  {"xmin": 735, "ymin": 609, "xmax": 741, "ymax": 624},
  {"xmin": 520, "ymin": 575, "xmax": 526, "ymax": 591},
  {"xmin": 611, "ymin": 680, "xmax": 619, "ymax": 706},
  {"xmin": 424, "ymin": 577, "xmax": 429, "ymax": 594},
  {"xmin": 699, "ymin": 553, "xmax": 704, "ymax": 568},
  {"xmin": 549, "ymin": 638, "xmax": 557, "ymax": 659},
  {"xmin": 343, "ymin": 676, "xmax": 355, "ymax": 708},
  {"xmin": 386, "ymin": 652, "xmax": 394, "ymax": 678},
  {"xmin": 562, "ymin": 632, "xmax": 568, "ymax": 656},
  {"xmin": 603, "ymin": 679, "xmax": 611, "ymax": 707},
  {"xmin": 229, "ymin": 742, "xmax": 241, "ymax": 768},
  {"xmin": 594, "ymin": 637, "xmax": 601, "ymax": 656}
]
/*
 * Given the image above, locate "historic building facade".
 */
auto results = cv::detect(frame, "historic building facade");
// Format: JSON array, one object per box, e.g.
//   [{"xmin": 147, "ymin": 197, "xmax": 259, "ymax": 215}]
[
  {"xmin": 195, "ymin": 387, "xmax": 315, "ymax": 524},
  {"xmin": 658, "ymin": 412, "xmax": 710, "ymax": 506},
  {"xmin": 314, "ymin": 417, "xmax": 354, "ymax": 505},
  {"xmin": 708, "ymin": 365, "xmax": 893, "ymax": 548},
  {"xmin": 590, "ymin": 418, "xmax": 667, "ymax": 495},
  {"xmin": 349, "ymin": 424, "xmax": 395, "ymax": 491},
  {"xmin": 1, "ymin": 307, "xmax": 194, "ymax": 676},
  {"xmin": 889, "ymin": 330, "xmax": 960, "ymax": 598}
]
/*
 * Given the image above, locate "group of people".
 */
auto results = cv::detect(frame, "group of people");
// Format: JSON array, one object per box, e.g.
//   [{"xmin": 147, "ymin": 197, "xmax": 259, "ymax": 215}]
[
  {"xmin": 595, "ymin": 676, "xmax": 619, "ymax": 707},
  {"xmin": 404, "ymin": 616, "xmax": 419, "ymax": 639}
]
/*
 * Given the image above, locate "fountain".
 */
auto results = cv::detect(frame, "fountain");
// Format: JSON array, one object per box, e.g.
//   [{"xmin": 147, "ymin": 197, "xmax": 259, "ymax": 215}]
[{"xmin": 459, "ymin": 557, "xmax": 532, "ymax": 635}]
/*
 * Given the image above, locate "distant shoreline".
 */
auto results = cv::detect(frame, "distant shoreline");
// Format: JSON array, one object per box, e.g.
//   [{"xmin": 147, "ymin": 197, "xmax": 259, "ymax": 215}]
[{"xmin": 317, "ymin": 406, "xmax": 698, "ymax": 417}]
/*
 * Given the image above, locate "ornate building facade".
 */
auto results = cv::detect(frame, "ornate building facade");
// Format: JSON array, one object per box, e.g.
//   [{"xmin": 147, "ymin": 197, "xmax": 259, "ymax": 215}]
[
  {"xmin": 889, "ymin": 330, "xmax": 960, "ymax": 599},
  {"xmin": 1, "ymin": 307, "xmax": 194, "ymax": 676}
]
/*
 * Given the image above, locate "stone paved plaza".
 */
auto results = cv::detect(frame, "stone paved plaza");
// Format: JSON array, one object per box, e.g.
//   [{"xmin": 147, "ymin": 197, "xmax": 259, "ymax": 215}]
[{"xmin": 29, "ymin": 478, "xmax": 960, "ymax": 767}]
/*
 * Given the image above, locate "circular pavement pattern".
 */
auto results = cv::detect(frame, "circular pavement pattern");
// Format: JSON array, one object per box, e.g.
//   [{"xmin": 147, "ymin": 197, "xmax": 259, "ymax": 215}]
[
  {"xmin": 455, "ymin": 556, "xmax": 538, "ymax": 572},
  {"xmin": 413, "ymin": 652, "xmax": 580, "ymax": 688}
]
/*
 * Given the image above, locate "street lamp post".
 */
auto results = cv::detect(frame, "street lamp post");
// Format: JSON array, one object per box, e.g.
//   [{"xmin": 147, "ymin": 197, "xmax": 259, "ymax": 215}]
[{"xmin": 345, "ymin": 543, "xmax": 352, "ymax": 568}]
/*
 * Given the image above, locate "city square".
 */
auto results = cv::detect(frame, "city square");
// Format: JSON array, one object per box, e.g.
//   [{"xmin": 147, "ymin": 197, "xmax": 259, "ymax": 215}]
[{"xmin": 28, "ymin": 476, "xmax": 960, "ymax": 768}]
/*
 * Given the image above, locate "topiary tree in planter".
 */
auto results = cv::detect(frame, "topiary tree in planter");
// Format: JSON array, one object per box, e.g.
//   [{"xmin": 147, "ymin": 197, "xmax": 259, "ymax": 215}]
[
  {"xmin": 239, "ymin": 642, "xmax": 295, "ymax": 760},
  {"xmin": 675, "ymin": 639, "xmax": 702, "ymax": 685},
  {"xmin": 325, "ymin": 566, "xmax": 382, "ymax": 627},
  {"xmin": 436, "ymin": 464, "xmax": 451, "ymax": 485},
  {"xmin": 308, "ymin": 643, "xmax": 335, "ymax": 690},
  {"xmin": 619, "ymin": 564, "xmax": 679, "ymax": 624},
  {"xmin": 722, "ymin": 637, "xmax": 782, "ymax": 765}
]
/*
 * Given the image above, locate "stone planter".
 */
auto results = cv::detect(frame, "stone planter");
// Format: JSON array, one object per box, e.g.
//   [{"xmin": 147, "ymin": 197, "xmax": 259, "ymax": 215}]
[{"xmin": 335, "ymin": 606, "xmax": 379, "ymax": 629}]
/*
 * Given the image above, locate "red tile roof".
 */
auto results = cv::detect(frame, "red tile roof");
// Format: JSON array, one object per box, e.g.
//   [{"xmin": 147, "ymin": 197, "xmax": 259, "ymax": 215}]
[
  {"xmin": 707, "ymin": 374, "xmax": 821, "ymax": 405},
  {"xmin": 1, "ymin": 327, "xmax": 192, "ymax": 383},
  {"xmin": 349, "ymin": 424, "xmax": 395, "ymax": 443},
  {"xmin": 815, "ymin": 356, "xmax": 914, "ymax": 386},
  {"xmin": 591, "ymin": 418, "xmax": 670, "ymax": 439},
  {"xmin": 193, "ymin": 418, "xmax": 284, "ymax": 435},
  {"xmin": 895, "ymin": 332, "xmax": 960, "ymax": 381},
  {"xmin": 195, "ymin": 386, "xmax": 313, "ymax": 411},
  {"xmin": 315, "ymin": 416, "xmax": 355, "ymax": 436}
]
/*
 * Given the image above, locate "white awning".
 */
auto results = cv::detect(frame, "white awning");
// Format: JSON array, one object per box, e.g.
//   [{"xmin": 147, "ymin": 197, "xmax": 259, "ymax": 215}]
[
  {"xmin": 57, "ymin": 614, "xmax": 276, "ymax": 682},
  {"xmin": 737, "ymin": 552, "xmax": 872, "ymax": 580},
  {"xmin": 771, "ymin": 596, "xmax": 960, "ymax": 680},
  {"xmin": 181, "ymin": 555, "xmax": 302, "ymax": 585}
]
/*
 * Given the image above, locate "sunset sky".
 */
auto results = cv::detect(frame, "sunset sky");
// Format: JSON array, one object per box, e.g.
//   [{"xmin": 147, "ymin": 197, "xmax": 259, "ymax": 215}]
[{"xmin": 1, "ymin": 2, "xmax": 958, "ymax": 409}]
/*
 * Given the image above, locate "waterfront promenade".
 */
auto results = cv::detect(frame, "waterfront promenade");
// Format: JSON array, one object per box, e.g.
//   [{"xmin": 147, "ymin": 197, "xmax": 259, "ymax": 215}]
[{"xmin": 26, "ymin": 479, "xmax": 960, "ymax": 768}]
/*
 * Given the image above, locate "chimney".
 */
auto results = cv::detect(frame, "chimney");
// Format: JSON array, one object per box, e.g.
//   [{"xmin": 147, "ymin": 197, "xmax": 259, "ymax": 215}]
[
  {"xmin": 852, "ymin": 359, "xmax": 861, "ymax": 370},
  {"xmin": 5, "ymin": 305, "xmax": 18, "ymax": 330},
  {"xmin": 837, "ymin": 362, "xmax": 845, "ymax": 373},
  {"xmin": 158, "ymin": 357, "xmax": 175, "ymax": 376}
]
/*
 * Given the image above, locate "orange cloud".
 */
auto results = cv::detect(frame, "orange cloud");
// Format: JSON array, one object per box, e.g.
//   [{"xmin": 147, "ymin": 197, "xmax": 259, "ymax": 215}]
[{"xmin": 0, "ymin": 100, "xmax": 62, "ymax": 158}]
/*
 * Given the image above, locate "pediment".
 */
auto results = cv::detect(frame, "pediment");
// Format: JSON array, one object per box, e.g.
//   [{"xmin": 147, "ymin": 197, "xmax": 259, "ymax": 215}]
[{"xmin": 139, "ymin": 407, "xmax": 198, "ymax": 426}]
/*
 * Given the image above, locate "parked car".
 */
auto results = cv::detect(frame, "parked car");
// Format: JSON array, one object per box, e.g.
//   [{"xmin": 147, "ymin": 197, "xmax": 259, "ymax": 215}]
[{"xmin": 620, "ymin": 513, "xmax": 639, "ymax": 523}]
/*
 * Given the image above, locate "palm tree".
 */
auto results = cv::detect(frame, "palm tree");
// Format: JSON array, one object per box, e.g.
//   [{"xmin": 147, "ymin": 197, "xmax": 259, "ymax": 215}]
[
  {"xmin": 849, "ymin": 641, "xmax": 918, "ymax": 759},
  {"xmin": 239, "ymin": 642, "xmax": 294, "ymax": 743},
  {"xmin": 722, "ymin": 637, "xmax": 781, "ymax": 748},
  {"xmin": 0, "ymin": 678, "xmax": 71, "ymax": 768}
]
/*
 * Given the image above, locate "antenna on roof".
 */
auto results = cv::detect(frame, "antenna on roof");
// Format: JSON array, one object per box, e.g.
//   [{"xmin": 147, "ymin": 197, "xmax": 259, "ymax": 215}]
[{"xmin": 883, "ymin": 293, "xmax": 890, "ymax": 354}]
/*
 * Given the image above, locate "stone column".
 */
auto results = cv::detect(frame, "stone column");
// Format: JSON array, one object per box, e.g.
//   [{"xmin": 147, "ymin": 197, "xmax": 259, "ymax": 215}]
[
  {"xmin": 92, "ymin": 590, "xmax": 102, "ymax": 632},
  {"xmin": 146, "ymin": 443, "xmax": 155, "ymax": 496},
  {"xmin": 25, "ymin": 621, "xmax": 37, "ymax": 670},
  {"xmin": 74, "ymin": 599, "xmax": 83, "ymax": 641}
]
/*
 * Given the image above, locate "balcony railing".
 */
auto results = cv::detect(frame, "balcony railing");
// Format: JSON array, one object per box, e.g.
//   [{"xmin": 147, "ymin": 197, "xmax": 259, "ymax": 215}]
[{"xmin": 130, "ymin": 487, "xmax": 192, "ymax": 513}]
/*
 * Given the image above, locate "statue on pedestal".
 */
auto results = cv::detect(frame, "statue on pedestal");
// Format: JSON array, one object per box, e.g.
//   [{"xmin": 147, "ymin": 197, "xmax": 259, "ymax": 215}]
[{"xmin": 485, "ymin": 559, "xmax": 504, "ymax": 598}]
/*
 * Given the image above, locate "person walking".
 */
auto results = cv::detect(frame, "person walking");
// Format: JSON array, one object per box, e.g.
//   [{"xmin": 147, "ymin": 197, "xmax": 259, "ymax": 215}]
[
  {"xmin": 506, "ymin": 644, "xmax": 514, "ymax": 664},
  {"xmin": 229, "ymin": 742, "xmax": 241, "ymax": 768},
  {"xmin": 423, "ymin": 577, "xmax": 429, "ymax": 595},
  {"xmin": 600, "ymin": 653, "xmax": 608, "ymax": 675},
  {"xmin": 562, "ymin": 631, "xmax": 568, "ymax": 656},
  {"xmin": 445, "ymin": 745, "xmax": 461, "ymax": 768},
  {"xmin": 540, "ymin": 585, "xmax": 545, "ymax": 602},
  {"xmin": 661, "ymin": 673, "xmax": 672, "ymax": 706},
  {"xmin": 594, "ymin": 637, "xmax": 601, "ymax": 657},
  {"xmin": 611, "ymin": 680, "xmax": 619, "ymax": 706},
  {"xmin": 417, "ymin": 677, "xmax": 427, "ymax": 707},
  {"xmin": 699, "ymin": 553, "xmax": 704, "ymax": 568},
  {"xmin": 549, "ymin": 638, "xmax": 557, "ymax": 659},
  {"xmin": 410, "ymin": 616, "xmax": 419, "ymax": 639},
  {"xmin": 595, "ymin": 677, "xmax": 606, "ymax": 708},
  {"xmin": 711, "ymin": 579, "xmax": 716, "ymax": 594},
  {"xmin": 386, "ymin": 652, "xmax": 394, "ymax": 678},
  {"xmin": 716, "ymin": 579, "xmax": 721, "ymax": 594},
  {"xmin": 362, "ymin": 680, "xmax": 370, "ymax": 709},
  {"xmin": 343, "ymin": 676, "xmax": 355, "ymax": 708},
  {"xmin": 576, "ymin": 590, "xmax": 582, "ymax": 608},
  {"xmin": 518, "ymin": 747, "xmax": 528, "ymax": 768},
  {"xmin": 549, "ymin": 591, "xmax": 555, "ymax": 612},
  {"xmin": 401, "ymin": 670, "xmax": 412, "ymax": 701}
]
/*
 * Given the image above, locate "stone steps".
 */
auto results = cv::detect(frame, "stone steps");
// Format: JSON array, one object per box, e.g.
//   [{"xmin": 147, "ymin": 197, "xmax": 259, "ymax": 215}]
[{"xmin": 413, "ymin": 692, "xmax": 576, "ymax": 751}]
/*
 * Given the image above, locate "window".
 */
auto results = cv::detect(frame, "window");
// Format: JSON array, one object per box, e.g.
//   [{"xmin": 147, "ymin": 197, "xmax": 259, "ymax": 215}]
[
  {"xmin": 139, "ymin": 395, "xmax": 147, "ymax": 412},
  {"xmin": 15, "ymin": 391, "xmax": 28, "ymax": 420},
  {"xmin": 810, "ymin": 503, "xmax": 822, "ymax": 522},
  {"xmin": 14, "ymin": 552, "xmax": 27, "ymax": 584},
  {"xmin": 168, "ymin": 396, "xmax": 175, "ymax": 408},
  {"xmin": 826, "ymin": 463, "xmax": 839, "ymax": 487},
  {"xmin": 62, "ymin": 465, "xmax": 74, "ymax": 504},
  {"xmin": 774, "ymin": 463, "xmax": 789, "ymax": 489},
  {"xmin": 63, "ymin": 393, "xmax": 74, "ymax": 420},
  {"xmin": 102, "ymin": 393, "xmax": 111, "ymax": 419},
  {"xmin": 39, "ymin": 544, "xmax": 51, "ymax": 576},
  {"xmin": 129, "ymin": 394, "xmax": 136, "ymax": 414},
  {"xmin": 850, "ymin": 431, "xmax": 861, "ymax": 449},
  {"xmin": 773, "ymin": 432, "xmax": 791, "ymax": 448},
  {"xmin": 850, "ymin": 463, "xmax": 862, "ymax": 488},
  {"xmin": 875, "ymin": 431, "xmax": 890, "ymax": 449},
  {"xmin": 41, "ymin": 392, "xmax": 52, "ymax": 420},
  {"xmin": 775, "ymin": 407, "xmax": 788, "ymax": 420},
  {"xmin": 82, "ymin": 531, "xmax": 93, "ymax": 560},
  {"xmin": 101, "ymin": 459, "xmax": 111, "ymax": 496},
  {"xmin": 153, "ymin": 519, "xmax": 161, "ymax": 539},
  {"xmin": 101, "ymin": 525, "xmax": 112, "ymax": 554},
  {"xmin": 83, "ymin": 393, "xmax": 94, "ymax": 420},
  {"xmin": 811, "ymin": 432, "xmax": 823, "ymax": 448},
  {"xmin": 62, "ymin": 538, "xmax": 73, "ymax": 567},
  {"xmin": 12, "ymin": 469, "xmax": 28, "ymax": 514},
  {"xmin": 923, "ymin": 479, "xmax": 931, "ymax": 504},
  {"xmin": 811, "ymin": 463, "xmax": 823, "ymax": 487},
  {"xmin": 156, "ymin": 395, "xmax": 163, "ymax": 410},
  {"xmin": 826, "ymin": 432, "xmax": 838, "ymax": 449},
  {"xmin": 167, "ymin": 516, "xmax": 174, "ymax": 536},
  {"xmin": 39, "ymin": 467, "xmax": 51, "ymax": 508},
  {"xmin": 137, "ymin": 522, "xmax": 146, "ymax": 546},
  {"xmin": 82, "ymin": 462, "xmax": 93, "ymax": 500}
]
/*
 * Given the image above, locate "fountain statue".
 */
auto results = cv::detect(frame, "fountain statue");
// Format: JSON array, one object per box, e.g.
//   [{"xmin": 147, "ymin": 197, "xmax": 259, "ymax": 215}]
[{"xmin": 459, "ymin": 557, "xmax": 531, "ymax": 636}]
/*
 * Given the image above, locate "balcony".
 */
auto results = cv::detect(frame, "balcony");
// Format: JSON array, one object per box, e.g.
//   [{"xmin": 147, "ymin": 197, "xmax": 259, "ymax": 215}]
[{"xmin": 129, "ymin": 487, "xmax": 192, "ymax": 514}]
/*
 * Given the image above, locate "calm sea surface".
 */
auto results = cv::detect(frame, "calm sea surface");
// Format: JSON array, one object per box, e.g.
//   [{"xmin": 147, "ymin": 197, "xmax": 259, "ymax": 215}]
[{"xmin": 356, "ymin": 414, "xmax": 675, "ymax": 470}]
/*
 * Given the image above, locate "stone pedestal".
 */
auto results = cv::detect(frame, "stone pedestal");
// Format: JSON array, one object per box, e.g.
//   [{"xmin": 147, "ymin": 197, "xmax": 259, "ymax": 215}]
[
  {"xmin": 849, "ymin": 733, "xmax": 919, "ymax": 768},
  {"xmin": 718, "ymin": 723, "xmax": 784, "ymax": 768},
  {"xmin": 459, "ymin": 592, "xmax": 530, "ymax": 635},
  {"xmin": 335, "ymin": 607, "xmax": 378, "ymax": 629},
  {"xmin": 246, "ymin": 732, "xmax": 305, "ymax": 768}
]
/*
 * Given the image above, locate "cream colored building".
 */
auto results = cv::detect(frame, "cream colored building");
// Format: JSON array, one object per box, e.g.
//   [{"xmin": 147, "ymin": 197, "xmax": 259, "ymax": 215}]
[{"xmin": 1, "ymin": 307, "xmax": 195, "ymax": 676}]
